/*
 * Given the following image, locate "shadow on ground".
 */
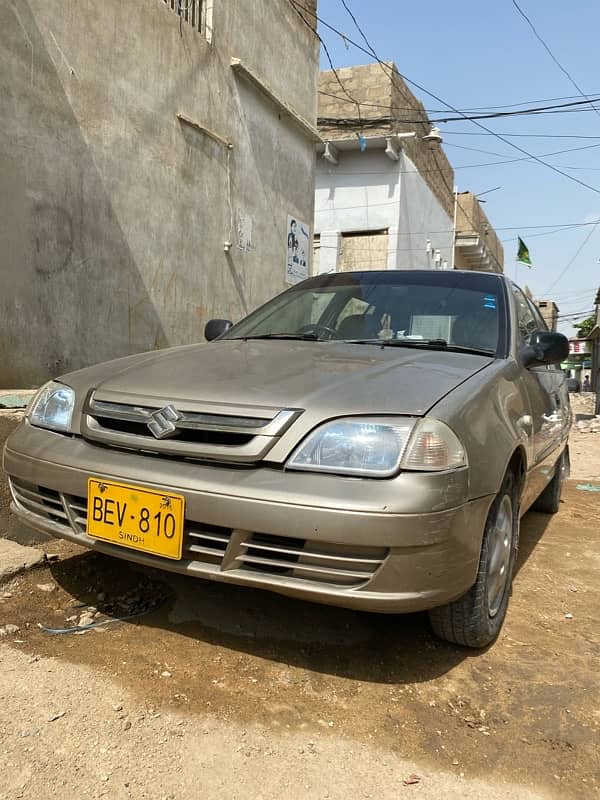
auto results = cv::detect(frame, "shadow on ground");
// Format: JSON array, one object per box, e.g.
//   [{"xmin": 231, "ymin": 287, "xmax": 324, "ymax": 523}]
[{"xmin": 42, "ymin": 505, "xmax": 553, "ymax": 686}]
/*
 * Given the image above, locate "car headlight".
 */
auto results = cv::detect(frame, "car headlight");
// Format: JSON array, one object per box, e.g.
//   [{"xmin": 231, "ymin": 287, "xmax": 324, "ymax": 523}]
[
  {"xmin": 27, "ymin": 381, "xmax": 75, "ymax": 433},
  {"xmin": 287, "ymin": 417, "xmax": 466, "ymax": 477}
]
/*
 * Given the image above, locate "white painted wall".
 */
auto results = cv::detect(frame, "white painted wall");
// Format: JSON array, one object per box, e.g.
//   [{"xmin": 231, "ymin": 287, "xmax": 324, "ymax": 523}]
[
  {"xmin": 314, "ymin": 146, "xmax": 453, "ymax": 272},
  {"xmin": 396, "ymin": 152, "xmax": 454, "ymax": 269},
  {"xmin": 315, "ymin": 150, "xmax": 401, "ymax": 234}
]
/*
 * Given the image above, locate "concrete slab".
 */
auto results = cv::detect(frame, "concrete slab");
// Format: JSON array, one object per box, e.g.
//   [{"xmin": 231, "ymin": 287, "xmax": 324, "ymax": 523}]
[
  {"xmin": 0, "ymin": 390, "xmax": 35, "ymax": 409},
  {"xmin": 0, "ymin": 538, "xmax": 45, "ymax": 583}
]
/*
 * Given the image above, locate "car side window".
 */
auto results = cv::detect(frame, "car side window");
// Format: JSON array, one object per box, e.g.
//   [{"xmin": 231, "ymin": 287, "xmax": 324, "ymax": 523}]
[
  {"xmin": 512, "ymin": 286, "xmax": 539, "ymax": 345},
  {"xmin": 527, "ymin": 299, "xmax": 548, "ymax": 332}
]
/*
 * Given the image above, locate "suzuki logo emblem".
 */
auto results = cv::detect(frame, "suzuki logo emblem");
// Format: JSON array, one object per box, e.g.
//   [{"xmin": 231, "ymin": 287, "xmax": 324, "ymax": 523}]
[{"xmin": 147, "ymin": 405, "xmax": 182, "ymax": 439}]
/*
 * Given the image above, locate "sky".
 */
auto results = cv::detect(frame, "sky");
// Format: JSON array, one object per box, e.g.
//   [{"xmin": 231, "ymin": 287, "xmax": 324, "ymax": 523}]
[{"xmin": 316, "ymin": 0, "xmax": 600, "ymax": 336}]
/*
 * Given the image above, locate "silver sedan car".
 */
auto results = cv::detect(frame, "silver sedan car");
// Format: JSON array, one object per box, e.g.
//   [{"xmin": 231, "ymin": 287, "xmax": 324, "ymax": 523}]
[{"xmin": 3, "ymin": 270, "xmax": 571, "ymax": 647}]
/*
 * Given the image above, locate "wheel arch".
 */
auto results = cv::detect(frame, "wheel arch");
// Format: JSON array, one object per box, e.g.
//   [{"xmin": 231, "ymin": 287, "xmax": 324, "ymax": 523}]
[{"xmin": 504, "ymin": 445, "xmax": 527, "ymax": 501}]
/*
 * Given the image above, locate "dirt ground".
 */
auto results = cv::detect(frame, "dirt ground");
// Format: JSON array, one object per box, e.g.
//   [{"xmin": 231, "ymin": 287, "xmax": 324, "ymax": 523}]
[{"xmin": 1, "ymin": 428, "xmax": 599, "ymax": 799}]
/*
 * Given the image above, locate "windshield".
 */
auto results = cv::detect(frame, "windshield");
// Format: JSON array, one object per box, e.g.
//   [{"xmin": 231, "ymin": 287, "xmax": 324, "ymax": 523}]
[{"xmin": 223, "ymin": 271, "xmax": 507, "ymax": 356}]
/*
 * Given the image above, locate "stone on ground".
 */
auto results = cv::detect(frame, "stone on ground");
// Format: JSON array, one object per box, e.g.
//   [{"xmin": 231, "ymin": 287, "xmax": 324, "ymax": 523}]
[{"xmin": 0, "ymin": 538, "xmax": 45, "ymax": 583}]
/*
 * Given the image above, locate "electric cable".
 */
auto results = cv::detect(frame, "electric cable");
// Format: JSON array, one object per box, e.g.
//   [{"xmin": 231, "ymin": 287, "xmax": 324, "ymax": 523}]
[
  {"xmin": 290, "ymin": 0, "xmax": 600, "ymax": 196},
  {"xmin": 511, "ymin": 0, "xmax": 600, "ymax": 121}
]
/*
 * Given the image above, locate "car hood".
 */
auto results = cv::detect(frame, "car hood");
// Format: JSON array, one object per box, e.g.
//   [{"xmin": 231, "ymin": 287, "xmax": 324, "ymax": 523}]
[{"xmin": 63, "ymin": 340, "xmax": 493, "ymax": 425}]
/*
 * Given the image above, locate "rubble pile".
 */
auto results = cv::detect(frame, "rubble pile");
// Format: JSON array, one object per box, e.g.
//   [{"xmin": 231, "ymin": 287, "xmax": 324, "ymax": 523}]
[
  {"xmin": 576, "ymin": 416, "xmax": 600, "ymax": 434},
  {"xmin": 570, "ymin": 392, "xmax": 597, "ymax": 416}
]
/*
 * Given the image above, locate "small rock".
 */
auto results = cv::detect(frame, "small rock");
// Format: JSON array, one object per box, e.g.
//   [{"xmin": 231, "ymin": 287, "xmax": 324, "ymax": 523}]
[
  {"xmin": 36, "ymin": 583, "xmax": 56, "ymax": 593},
  {"xmin": 161, "ymin": 671, "xmax": 172, "ymax": 678},
  {"xmin": 565, "ymin": 613, "xmax": 573, "ymax": 620},
  {"xmin": 452, "ymin": 759, "xmax": 459, "ymax": 766},
  {"xmin": 0, "ymin": 624, "xmax": 20, "ymax": 636},
  {"xmin": 112, "ymin": 704, "xmax": 123, "ymax": 712},
  {"xmin": 123, "ymin": 720, "xmax": 132, "ymax": 731},
  {"xmin": 47, "ymin": 711, "xmax": 66, "ymax": 722}
]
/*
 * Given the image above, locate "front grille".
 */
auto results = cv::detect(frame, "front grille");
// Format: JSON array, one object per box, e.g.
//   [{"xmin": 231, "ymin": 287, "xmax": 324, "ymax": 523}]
[
  {"xmin": 93, "ymin": 416, "xmax": 254, "ymax": 446},
  {"xmin": 10, "ymin": 480, "xmax": 386, "ymax": 589},
  {"xmin": 239, "ymin": 533, "xmax": 387, "ymax": 586},
  {"xmin": 10, "ymin": 479, "xmax": 70, "ymax": 526},
  {"xmin": 81, "ymin": 393, "xmax": 302, "ymax": 463},
  {"xmin": 184, "ymin": 524, "xmax": 232, "ymax": 566}
]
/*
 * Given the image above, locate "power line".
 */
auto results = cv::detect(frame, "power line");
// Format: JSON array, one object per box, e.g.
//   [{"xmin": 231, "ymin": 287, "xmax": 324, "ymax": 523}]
[
  {"xmin": 291, "ymin": 0, "xmax": 600, "ymax": 196},
  {"xmin": 318, "ymin": 93, "xmax": 600, "ymax": 122},
  {"xmin": 445, "ymin": 140, "xmax": 600, "ymax": 159},
  {"xmin": 317, "ymin": 139, "xmax": 600, "ymax": 182},
  {"xmin": 314, "ymin": 217, "xmax": 600, "ymax": 235},
  {"xmin": 442, "ymin": 131, "xmax": 600, "ymax": 139},
  {"xmin": 554, "ymin": 309, "xmax": 594, "ymax": 319},
  {"xmin": 455, "ymin": 94, "xmax": 600, "ymax": 112},
  {"xmin": 287, "ymin": 0, "xmax": 363, "ymax": 123},
  {"xmin": 322, "ymin": 86, "xmax": 600, "ymax": 114},
  {"xmin": 543, "ymin": 221, "xmax": 600, "ymax": 294},
  {"xmin": 500, "ymin": 225, "xmax": 585, "ymax": 244},
  {"xmin": 310, "ymin": 0, "xmax": 600, "ymax": 280},
  {"xmin": 511, "ymin": 0, "xmax": 600, "ymax": 121},
  {"xmin": 551, "ymin": 291, "xmax": 599, "ymax": 304}
]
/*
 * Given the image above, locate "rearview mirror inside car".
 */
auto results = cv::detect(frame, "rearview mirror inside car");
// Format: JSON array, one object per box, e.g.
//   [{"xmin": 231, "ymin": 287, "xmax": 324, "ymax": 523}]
[
  {"xmin": 522, "ymin": 330, "xmax": 570, "ymax": 368},
  {"xmin": 204, "ymin": 319, "xmax": 233, "ymax": 341}
]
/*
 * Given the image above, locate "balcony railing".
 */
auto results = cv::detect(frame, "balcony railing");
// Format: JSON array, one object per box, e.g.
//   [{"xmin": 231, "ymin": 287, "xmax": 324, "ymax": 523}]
[{"xmin": 161, "ymin": 0, "xmax": 203, "ymax": 33}]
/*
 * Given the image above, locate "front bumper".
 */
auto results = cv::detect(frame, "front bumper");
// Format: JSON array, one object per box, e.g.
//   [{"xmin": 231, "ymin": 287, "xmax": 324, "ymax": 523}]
[{"xmin": 3, "ymin": 422, "xmax": 493, "ymax": 613}]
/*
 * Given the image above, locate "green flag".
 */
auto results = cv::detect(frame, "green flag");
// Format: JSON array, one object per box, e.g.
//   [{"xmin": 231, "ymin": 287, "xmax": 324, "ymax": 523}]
[{"xmin": 517, "ymin": 237, "xmax": 532, "ymax": 267}]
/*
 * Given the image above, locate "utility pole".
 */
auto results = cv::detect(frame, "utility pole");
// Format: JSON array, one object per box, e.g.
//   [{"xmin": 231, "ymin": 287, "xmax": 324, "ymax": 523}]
[{"xmin": 450, "ymin": 187, "xmax": 458, "ymax": 270}]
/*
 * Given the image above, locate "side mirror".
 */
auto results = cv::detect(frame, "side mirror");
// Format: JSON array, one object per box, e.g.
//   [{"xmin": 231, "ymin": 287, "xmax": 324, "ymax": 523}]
[
  {"xmin": 522, "ymin": 330, "xmax": 569, "ymax": 368},
  {"xmin": 204, "ymin": 319, "xmax": 233, "ymax": 342}
]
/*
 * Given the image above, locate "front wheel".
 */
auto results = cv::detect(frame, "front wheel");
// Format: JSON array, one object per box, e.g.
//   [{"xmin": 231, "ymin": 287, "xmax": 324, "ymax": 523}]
[{"xmin": 428, "ymin": 470, "xmax": 519, "ymax": 648}]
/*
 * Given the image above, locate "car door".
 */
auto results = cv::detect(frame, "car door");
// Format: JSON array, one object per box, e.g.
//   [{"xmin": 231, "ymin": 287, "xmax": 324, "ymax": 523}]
[
  {"xmin": 527, "ymin": 296, "xmax": 571, "ymax": 447},
  {"xmin": 511, "ymin": 286, "xmax": 563, "ymax": 506}
]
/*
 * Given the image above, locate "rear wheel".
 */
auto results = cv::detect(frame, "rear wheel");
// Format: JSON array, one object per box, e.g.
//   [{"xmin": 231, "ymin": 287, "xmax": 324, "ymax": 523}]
[
  {"xmin": 532, "ymin": 447, "xmax": 568, "ymax": 514},
  {"xmin": 428, "ymin": 470, "xmax": 519, "ymax": 648}
]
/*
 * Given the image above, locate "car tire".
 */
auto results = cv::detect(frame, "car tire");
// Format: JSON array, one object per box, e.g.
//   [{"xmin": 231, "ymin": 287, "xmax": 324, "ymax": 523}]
[
  {"xmin": 428, "ymin": 470, "xmax": 519, "ymax": 649},
  {"xmin": 532, "ymin": 447, "xmax": 568, "ymax": 515}
]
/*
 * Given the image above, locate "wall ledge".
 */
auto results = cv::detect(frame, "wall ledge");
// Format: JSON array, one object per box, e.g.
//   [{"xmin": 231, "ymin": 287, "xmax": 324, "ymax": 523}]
[{"xmin": 230, "ymin": 58, "xmax": 321, "ymax": 144}]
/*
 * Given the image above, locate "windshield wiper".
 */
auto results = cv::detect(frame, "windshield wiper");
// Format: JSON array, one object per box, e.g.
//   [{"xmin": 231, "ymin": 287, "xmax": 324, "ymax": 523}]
[
  {"xmin": 229, "ymin": 333, "xmax": 324, "ymax": 341},
  {"xmin": 345, "ymin": 338, "xmax": 495, "ymax": 356}
]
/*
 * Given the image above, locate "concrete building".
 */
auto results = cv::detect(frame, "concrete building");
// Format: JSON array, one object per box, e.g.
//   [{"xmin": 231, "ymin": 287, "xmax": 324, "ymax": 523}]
[
  {"xmin": 453, "ymin": 192, "xmax": 504, "ymax": 273},
  {"xmin": 590, "ymin": 288, "xmax": 600, "ymax": 410},
  {"xmin": 0, "ymin": 0, "xmax": 319, "ymax": 387},
  {"xmin": 535, "ymin": 300, "xmax": 560, "ymax": 331},
  {"xmin": 314, "ymin": 63, "xmax": 503, "ymax": 275},
  {"xmin": 563, "ymin": 338, "xmax": 592, "ymax": 386}
]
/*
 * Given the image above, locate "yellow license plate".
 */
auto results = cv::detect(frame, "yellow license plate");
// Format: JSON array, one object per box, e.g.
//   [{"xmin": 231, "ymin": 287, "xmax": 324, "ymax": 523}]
[{"xmin": 87, "ymin": 479, "xmax": 184, "ymax": 560}]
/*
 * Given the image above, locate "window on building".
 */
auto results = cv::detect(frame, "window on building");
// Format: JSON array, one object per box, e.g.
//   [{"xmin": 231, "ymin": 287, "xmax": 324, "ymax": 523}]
[
  {"xmin": 161, "ymin": 0, "xmax": 209, "ymax": 36},
  {"xmin": 339, "ymin": 230, "xmax": 389, "ymax": 272}
]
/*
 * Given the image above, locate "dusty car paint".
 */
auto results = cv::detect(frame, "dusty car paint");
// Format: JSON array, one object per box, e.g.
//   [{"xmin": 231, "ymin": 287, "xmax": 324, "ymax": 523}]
[{"xmin": 3, "ymin": 270, "xmax": 570, "ymax": 624}]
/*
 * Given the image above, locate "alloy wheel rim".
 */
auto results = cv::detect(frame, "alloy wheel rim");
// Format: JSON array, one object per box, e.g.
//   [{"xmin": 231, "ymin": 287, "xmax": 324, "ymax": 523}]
[{"xmin": 487, "ymin": 495, "xmax": 514, "ymax": 618}]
